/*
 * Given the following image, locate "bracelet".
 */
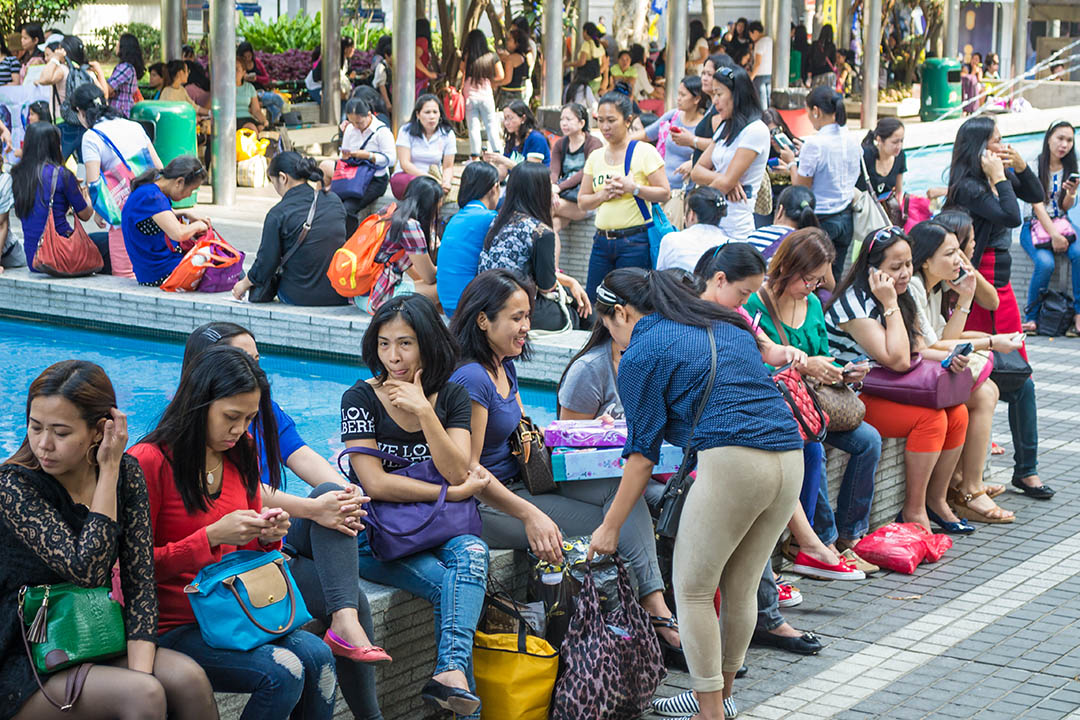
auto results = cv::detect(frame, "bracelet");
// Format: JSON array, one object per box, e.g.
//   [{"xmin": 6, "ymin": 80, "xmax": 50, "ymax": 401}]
[
  {"xmin": 883, "ymin": 306, "xmax": 899, "ymax": 318},
  {"xmin": 958, "ymin": 306, "xmax": 971, "ymax": 314}
]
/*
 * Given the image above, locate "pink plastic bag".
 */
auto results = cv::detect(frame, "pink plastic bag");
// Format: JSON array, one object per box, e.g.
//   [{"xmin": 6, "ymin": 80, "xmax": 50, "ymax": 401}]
[{"xmin": 854, "ymin": 522, "xmax": 953, "ymax": 574}]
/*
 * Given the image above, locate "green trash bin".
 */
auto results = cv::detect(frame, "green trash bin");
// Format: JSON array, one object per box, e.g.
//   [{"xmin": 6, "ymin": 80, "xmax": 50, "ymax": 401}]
[
  {"xmin": 920, "ymin": 58, "xmax": 962, "ymax": 122},
  {"xmin": 130, "ymin": 101, "xmax": 198, "ymax": 208}
]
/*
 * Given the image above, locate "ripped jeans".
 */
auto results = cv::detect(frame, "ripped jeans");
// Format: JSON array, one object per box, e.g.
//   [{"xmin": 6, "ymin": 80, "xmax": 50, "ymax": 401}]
[
  {"xmin": 357, "ymin": 533, "xmax": 489, "ymax": 720},
  {"xmin": 158, "ymin": 625, "xmax": 335, "ymax": 720}
]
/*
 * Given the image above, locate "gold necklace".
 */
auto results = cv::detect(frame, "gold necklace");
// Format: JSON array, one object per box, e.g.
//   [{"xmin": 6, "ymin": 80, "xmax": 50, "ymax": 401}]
[{"xmin": 206, "ymin": 456, "xmax": 224, "ymax": 488}]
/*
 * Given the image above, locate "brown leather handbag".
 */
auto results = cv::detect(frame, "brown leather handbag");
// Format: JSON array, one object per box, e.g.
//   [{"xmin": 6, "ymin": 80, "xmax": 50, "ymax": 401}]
[
  {"xmin": 32, "ymin": 169, "xmax": 104, "ymax": 278},
  {"xmin": 511, "ymin": 416, "xmax": 556, "ymax": 495}
]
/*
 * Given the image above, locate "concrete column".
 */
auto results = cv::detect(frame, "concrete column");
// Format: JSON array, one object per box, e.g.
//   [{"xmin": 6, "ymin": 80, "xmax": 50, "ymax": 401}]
[
  {"xmin": 665, "ymin": 0, "xmax": 687, "ymax": 110},
  {"xmin": 774, "ymin": 0, "xmax": 791, "ymax": 91},
  {"xmin": 321, "ymin": 0, "xmax": 342, "ymax": 125},
  {"xmin": 862, "ymin": 0, "xmax": 881, "ymax": 129},
  {"xmin": 999, "ymin": 1, "xmax": 1013, "ymax": 82},
  {"xmin": 542, "ymin": 0, "xmax": 562, "ymax": 106},
  {"xmin": 576, "ymin": 0, "xmax": 589, "ymax": 54},
  {"xmin": 1013, "ymin": 0, "xmax": 1029, "ymax": 81},
  {"xmin": 210, "ymin": 0, "xmax": 236, "ymax": 205},
  {"xmin": 162, "ymin": 0, "xmax": 184, "ymax": 62},
  {"xmin": 392, "ymin": 0, "xmax": 416, "ymax": 133},
  {"xmin": 945, "ymin": 0, "xmax": 960, "ymax": 59}
]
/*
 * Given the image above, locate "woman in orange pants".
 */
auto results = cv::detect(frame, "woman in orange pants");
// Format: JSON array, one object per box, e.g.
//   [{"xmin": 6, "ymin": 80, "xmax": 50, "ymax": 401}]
[{"xmin": 825, "ymin": 227, "xmax": 973, "ymax": 534}]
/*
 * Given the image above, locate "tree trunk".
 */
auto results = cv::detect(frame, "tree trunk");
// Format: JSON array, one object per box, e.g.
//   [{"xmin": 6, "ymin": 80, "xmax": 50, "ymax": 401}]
[
  {"xmin": 613, "ymin": 0, "xmax": 649, "ymax": 49},
  {"xmin": 437, "ymin": 0, "xmax": 458, "ymax": 76},
  {"xmin": 463, "ymin": 0, "xmax": 488, "ymax": 36}
]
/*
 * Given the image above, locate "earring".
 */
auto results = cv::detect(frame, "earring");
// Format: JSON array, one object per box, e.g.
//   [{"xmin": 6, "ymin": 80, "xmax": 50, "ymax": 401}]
[{"xmin": 86, "ymin": 442, "xmax": 101, "ymax": 467}]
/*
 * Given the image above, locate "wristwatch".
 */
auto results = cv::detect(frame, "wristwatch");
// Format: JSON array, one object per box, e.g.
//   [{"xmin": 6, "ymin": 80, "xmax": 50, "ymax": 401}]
[{"xmin": 632, "ymin": 184, "xmax": 640, "ymax": 197}]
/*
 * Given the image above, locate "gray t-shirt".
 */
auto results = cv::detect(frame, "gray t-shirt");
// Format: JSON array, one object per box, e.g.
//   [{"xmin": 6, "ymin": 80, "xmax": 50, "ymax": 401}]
[{"xmin": 558, "ymin": 341, "xmax": 623, "ymax": 418}]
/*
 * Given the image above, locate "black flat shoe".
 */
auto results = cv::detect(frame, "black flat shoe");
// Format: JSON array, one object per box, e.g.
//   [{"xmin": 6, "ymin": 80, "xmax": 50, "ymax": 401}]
[
  {"xmin": 1012, "ymin": 478, "xmax": 1056, "ymax": 499},
  {"xmin": 651, "ymin": 614, "xmax": 688, "ymax": 672},
  {"xmin": 736, "ymin": 664, "xmax": 749, "ymax": 678},
  {"xmin": 420, "ymin": 679, "xmax": 481, "ymax": 716},
  {"xmin": 751, "ymin": 629, "xmax": 823, "ymax": 655}
]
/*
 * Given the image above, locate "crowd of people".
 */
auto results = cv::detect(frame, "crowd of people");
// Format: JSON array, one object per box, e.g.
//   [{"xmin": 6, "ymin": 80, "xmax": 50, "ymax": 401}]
[{"xmin": 0, "ymin": 11, "xmax": 1071, "ymax": 720}]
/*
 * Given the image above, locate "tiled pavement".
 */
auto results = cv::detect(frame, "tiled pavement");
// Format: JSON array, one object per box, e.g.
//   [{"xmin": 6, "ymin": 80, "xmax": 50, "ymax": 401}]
[{"xmin": 647, "ymin": 335, "xmax": 1080, "ymax": 720}]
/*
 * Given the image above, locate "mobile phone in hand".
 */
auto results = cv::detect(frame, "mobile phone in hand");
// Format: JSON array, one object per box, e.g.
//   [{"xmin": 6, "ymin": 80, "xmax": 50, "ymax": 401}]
[
  {"xmin": 261, "ymin": 507, "xmax": 283, "ymax": 521},
  {"xmin": 955, "ymin": 266, "xmax": 968, "ymax": 282},
  {"xmin": 774, "ymin": 134, "xmax": 794, "ymax": 150},
  {"xmin": 1070, "ymin": 172, "xmax": 1080, "ymax": 181},
  {"xmin": 941, "ymin": 342, "xmax": 974, "ymax": 368}
]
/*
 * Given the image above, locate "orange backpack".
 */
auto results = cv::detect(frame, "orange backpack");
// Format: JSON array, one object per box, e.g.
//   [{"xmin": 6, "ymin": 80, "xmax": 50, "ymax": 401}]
[{"xmin": 326, "ymin": 203, "xmax": 400, "ymax": 297}]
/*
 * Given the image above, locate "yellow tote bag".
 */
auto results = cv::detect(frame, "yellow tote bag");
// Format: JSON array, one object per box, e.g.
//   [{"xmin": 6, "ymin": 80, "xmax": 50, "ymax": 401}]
[{"xmin": 473, "ymin": 626, "xmax": 558, "ymax": 720}]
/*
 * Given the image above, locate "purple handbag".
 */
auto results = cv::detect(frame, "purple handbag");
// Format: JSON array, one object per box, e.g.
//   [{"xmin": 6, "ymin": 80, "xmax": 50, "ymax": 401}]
[
  {"xmin": 198, "ymin": 249, "xmax": 246, "ymax": 293},
  {"xmin": 860, "ymin": 354, "xmax": 974, "ymax": 409},
  {"xmin": 337, "ymin": 446, "xmax": 483, "ymax": 561}
]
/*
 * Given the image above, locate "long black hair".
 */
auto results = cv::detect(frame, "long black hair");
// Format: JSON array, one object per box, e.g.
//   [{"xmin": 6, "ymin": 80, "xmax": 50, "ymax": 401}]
[
  {"xmin": 681, "ymin": 74, "xmax": 709, "ymax": 113},
  {"xmin": 502, "ymin": 99, "xmax": 537, "ymax": 151},
  {"xmin": 457, "ymin": 160, "xmax": 499, "ymax": 207},
  {"xmin": 1037, "ymin": 120, "xmax": 1078, "ymax": 206},
  {"xmin": 19, "ymin": 23, "xmax": 44, "ymax": 63},
  {"xmin": 908, "ymin": 220, "xmax": 956, "ymax": 290},
  {"xmin": 12, "ymin": 123, "xmax": 64, "ymax": 219},
  {"xmin": 361, "ymin": 294, "xmax": 460, "ymax": 395},
  {"xmin": 484, "ymin": 163, "xmax": 552, "ymax": 249},
  {"xmin": 268, "ymin": 150, "xmax": 324, "ymax": 184},
  {"xmin": 60, "ymin": 35, "xmax": 89, "ymax": 66},
  {"xmin": 807, "ymin": 85, "xmax": 847, "ymax": 126},
  {"xmin": 407, "ymin": 93, "xmax": 452, "ymax": 138},
  {"xmin": 131, "ymin": 155, "xmax": 206, "ymax": 192},
  {"xmin": 713, "ymin": 65, "xmax": 762, "ymax": 145},
  {"xmin": 450, "ymin": 269, "xmax": 536, "ymax": 373},
  {"xmin": 693, "ymin": 242, "xmax": 767, "ymax": 283},
  {"xmin": 775, "ymin": 186, "xmax": 819, "ymax": 228},
  {"xmin": 934, "ymin": 209, "xmax": 975, "ymax": 250},
  {"xmin": 142, "ymin": 345, "xmax": 280, "ymax": 513},
  {"xmin": 863, "ymin": 117, "xmax": 904, "ymax": 149},
  {"xmin": 685, "ymin": 186, "xmax": 727, "ymax": 226},
  {"xmin": 117, "ymin": 32, "xmax": 146, "ymax": 79},
  {"xmin": 463, "ymin": 29, "xmax": 497, "ymax": 83},
  {"xmin": 595, "ymin": 267, "xmax": 752, "ymax": 334},
  {"xmin": 945, "ymin": 115, "xmax": 997, "ymax": 208},
  {"xmin": 824, "ymin": 226, "xmax": 920, "ymax": 348},
  {"xmin": 689, "ymin": 20, "xmax": 707, "ymax": 54},
  {"xmin": 582, "ymin": 22, "xmax": 603, "ymax": 44},
  {"xmin": 71, "ymin": 83, "xmax": 122, "ymax": 127},
  {"xmin": 386, "ymin": 176, "xmax": 443, "ymax": 254}
]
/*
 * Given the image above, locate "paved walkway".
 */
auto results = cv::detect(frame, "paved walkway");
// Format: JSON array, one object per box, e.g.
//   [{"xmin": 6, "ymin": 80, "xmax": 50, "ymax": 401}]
[{"xmin": 648, "ymin": 335, "xmax": 1080, "ymax": 720}]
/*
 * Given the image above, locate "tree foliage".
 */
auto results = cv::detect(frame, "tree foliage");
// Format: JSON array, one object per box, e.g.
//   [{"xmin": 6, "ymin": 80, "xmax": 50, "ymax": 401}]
[{"xmin": 0, "ymin": 0, "xmax": 78, "ymax": 35}]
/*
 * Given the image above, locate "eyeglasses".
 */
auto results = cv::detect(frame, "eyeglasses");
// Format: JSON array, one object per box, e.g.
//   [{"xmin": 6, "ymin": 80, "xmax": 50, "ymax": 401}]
[{"xmin": 801, "ymin": 274, "xmax": 826, "ymax": 290}]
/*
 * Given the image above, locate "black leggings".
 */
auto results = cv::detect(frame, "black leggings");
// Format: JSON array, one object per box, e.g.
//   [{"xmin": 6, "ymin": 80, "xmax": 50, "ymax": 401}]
[
  {"xmin": 342, "ymin": 174, "xmax": 391, "ymax": 238},
  {"xmin": 287, "ymin": 482, "xmax": 383, "ymax": 720}
]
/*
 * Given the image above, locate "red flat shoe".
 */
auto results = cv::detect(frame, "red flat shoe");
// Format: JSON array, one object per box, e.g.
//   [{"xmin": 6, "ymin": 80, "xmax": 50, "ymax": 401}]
[{"xmin": 323, "ymin": 629, "xmax": 393, "ymax": 664}]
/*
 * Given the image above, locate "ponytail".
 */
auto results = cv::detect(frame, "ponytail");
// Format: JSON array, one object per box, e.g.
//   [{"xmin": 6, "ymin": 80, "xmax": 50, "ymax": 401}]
[
  {"xmin": 131, "ymin": 155, "xmax": 206, "ymax": 192},
  {"xmin": 693, "ymin": 242, "xmax": 767, "ymax": 283},
  {"xmin": 775, "ymin": 186, "xmax": 819, "ymax": 228},
  {"xmin": 864, "ymin": 117, "xmax": 904, "ymax": 149},
  {"xmin": 267, "ymin": 150, "xmax": 324, "ymax": 185},
  {"xmin": 807, "ymin": 85, "xmax": 846, "ymax": 126},
  {"xmin": 594, "ymin": 267, "xmax": 752, "ymax": 334}
]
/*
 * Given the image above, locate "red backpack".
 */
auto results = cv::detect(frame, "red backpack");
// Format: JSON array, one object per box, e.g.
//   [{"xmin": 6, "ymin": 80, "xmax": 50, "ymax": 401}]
[{"xmin": 326, "ymin": 203, "xmax": 399, "ymax": 297}]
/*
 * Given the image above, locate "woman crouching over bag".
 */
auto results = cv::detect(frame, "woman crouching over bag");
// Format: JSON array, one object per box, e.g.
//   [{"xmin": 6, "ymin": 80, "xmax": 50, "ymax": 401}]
[
  {"xmin": 0, "ymin": 361, "xmax": 217, "ymax": 720},
  {"xmin": 587, "ymin": 267, "xmax": 805, "ymax": 720},
  {"xmin": 129, "ymin": 345, "xmax": 339, "ymax": 720}
]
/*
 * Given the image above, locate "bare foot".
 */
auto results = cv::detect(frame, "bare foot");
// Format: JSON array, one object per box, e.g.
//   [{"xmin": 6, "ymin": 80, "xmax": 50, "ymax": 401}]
[
  {"xmin": 963, "ymin": 491, "xmax": 1014, "ymax": 520},
  {"xmin": 802, "ymin": 543, "xmax": 841, "ymax": 567},
  {"xmin": 1022, "ymin": 320, "xmax": 1037, "ymax": 333},
  {"xmin": 431, "ymin": 669, "xmax": 470, "ymax": 692},
  {"xmin": 329, "ymin": 619, "xmax": 374, "ymax": 650},
  {"xmin": 768, "ymin": 622, "xmax": 804, "ymax": 639}
]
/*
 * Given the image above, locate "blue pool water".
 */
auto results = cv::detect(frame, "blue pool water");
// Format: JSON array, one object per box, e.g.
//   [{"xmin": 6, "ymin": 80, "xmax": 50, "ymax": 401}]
[
  {"xmin": 0, "ymin": 318, "xmax": 558, "ymax": 495},
  {"xmin": 903, "ymin": 132, "xmax": 1044, "ymax": 194}
]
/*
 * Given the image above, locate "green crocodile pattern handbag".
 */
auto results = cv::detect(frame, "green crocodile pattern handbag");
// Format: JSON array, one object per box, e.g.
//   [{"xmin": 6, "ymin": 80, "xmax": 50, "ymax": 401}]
[{"xmin": 19, "ymin": 582, "xmax": 126, "ymax": 673}]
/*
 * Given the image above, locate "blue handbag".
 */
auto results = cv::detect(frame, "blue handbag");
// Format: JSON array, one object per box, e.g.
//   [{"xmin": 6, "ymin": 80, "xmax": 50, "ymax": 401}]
[
  {"xmin": 625, "ymin": 140, "xmax": 675, "ymax": 267},
  {"xmin": 183, "ymin": 550, "xmax": 312, "ymax": 651}
]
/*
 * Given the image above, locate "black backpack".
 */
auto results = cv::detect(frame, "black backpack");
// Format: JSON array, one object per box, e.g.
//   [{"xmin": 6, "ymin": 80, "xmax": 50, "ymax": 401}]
[
  {"xmin": 1030, "ymin": 288, "xmax": 1074, "ymax": 336},
  {"xmin": 60, "ymin": 61, "xmax": 95, "ymax": 125}
]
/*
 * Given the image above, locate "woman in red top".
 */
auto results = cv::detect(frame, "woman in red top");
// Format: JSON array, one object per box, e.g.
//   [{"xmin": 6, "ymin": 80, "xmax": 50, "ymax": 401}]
[{"xmin": 130, "ymin": 345, "xmax": 339, "ymax": 720}]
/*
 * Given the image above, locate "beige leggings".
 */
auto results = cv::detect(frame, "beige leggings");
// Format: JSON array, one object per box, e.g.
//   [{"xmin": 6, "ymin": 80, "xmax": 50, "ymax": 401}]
[{"xmin": 673, "ymin": 445, "xmax": 803, "ymax": 692}]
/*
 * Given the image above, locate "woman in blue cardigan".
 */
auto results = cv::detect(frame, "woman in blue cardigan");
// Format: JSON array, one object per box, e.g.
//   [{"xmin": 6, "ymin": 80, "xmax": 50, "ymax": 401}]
[{"xmin": 484, "ymin": 100, "xmax": 550, "ymax": 180}]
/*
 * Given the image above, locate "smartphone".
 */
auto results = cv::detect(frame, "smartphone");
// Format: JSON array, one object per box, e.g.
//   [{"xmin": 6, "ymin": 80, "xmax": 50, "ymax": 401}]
[
  {"xmin": 1070, "ymin": 172, "xmax": 1080, "ymax": 181},
  {"xmin": 261, "ymin": 508, "xmax": 283, "ymax": 521},
  {"xmin": 670, "ymin": 126, "xmax": 683, "ymax": 134},
  {"xmin": 774, "ymin": 134, "xmax": 794, "ymax": 150},
  {"xmin": 955, "ymin": 266, "xmax": 968, "ymax": 282},
  {"xmin": 941, "ymin": 342, "xmax": 974, "ymax": 368}
]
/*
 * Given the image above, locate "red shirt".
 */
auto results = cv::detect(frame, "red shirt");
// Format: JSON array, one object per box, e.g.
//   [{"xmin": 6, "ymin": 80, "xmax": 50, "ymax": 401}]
[{"xmin": 130, "ymin": 442, "xmax": 279, "ymax": 633}]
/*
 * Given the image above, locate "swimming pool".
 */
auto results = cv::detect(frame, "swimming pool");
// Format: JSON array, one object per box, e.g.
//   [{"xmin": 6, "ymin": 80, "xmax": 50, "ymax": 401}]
[
  {"xmin": 904, "ymin": 131, "xmax": 1044, "ymax": 194},
  {"xmin": 0, "ymin": 318, "xmax": 558, "ymax": 496}
]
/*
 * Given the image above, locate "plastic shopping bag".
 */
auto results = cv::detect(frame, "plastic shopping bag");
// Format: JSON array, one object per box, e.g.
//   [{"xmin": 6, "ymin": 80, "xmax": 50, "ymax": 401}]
[{"xmin": 854, "ymin": 522, "xmax": 953, "ymax": 574}]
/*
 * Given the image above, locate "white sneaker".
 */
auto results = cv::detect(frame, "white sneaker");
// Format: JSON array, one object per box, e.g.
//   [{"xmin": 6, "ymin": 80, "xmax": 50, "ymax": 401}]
[{"xmin": 777, "ymin": 583, "xmax": 803, "ymax": 608}]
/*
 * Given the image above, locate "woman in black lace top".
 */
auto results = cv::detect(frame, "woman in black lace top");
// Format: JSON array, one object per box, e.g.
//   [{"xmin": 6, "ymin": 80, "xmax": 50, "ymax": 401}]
[{"xmin": 0, "ymin": 360, "xmax": 217, "ymax": 720}]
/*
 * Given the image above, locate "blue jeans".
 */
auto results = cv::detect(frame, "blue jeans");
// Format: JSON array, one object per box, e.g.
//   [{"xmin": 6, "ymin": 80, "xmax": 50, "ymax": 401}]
[
  {"xmin": 756, "ymin": 561, "xmax": 784, "ymax": 632},
  {"xmin": 1003, "ymin": 376, "xmax": 1039, "ymax": 480},
  {"xmin": 800, "ymin": 442, "xmax": 824, "ymax": 519},
  {"xmin": 818, "ymin": 205, "xmax": 854, "ymax": 282},
  {"xmin": 260, "ymin": 91, "xmax": 285, "ymax": 124},
  {"xmin": 1019, "ymin": 220, "xmax": 1080, "ymax": 319},
  {"xmin": 816, "ymin": 421, "xmax": 882, "ymax": 544},
  {"xmin": 357, "ymin": 534, "xmax": 489, "ymax": 720},
  {"xmin": 158, "ymin": 625, "xmax": 335, "ymax": 720},
  {"xmin": 585, "ymin": 228, "xmax": 652, "ymax": 300},
  {"xmin": 753, "ymin": 76, "xmax": 771, "ymax": 109}
]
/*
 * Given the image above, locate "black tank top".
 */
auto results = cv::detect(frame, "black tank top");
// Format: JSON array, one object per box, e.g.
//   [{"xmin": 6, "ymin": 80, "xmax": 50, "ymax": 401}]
[{"xmin": 507, "ymin": 54, "xmax": 529, "ymax": 89}]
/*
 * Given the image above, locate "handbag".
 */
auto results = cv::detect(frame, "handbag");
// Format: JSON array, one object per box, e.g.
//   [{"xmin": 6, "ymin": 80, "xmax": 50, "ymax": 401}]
[
  {"xmin": 1029, "ymin": 288, "xmax": 1074, "ymax": 336},
  {"xmin": 184, "ymin": 550, "xmax": 312, "ymax": 651},
  {"xmin": 550, "ymin": 558, "xmax": 665, "ymax": 720},
  {"xmin": 249, "ymin": 189, "xmax": 320, "ymax": 303},
  {"xmin": 850, "ymin": 153, "xmax": 891, "ymax": 262},
  {"xmin": 444, "ymin": 85, "xmax": 466, "ymax": 123},
  {"xmin": 161, "ymin": 231, "xmax": 243, "ymax": 293},
  {"xmin": 755, "ymin": 289, "xmax": 864, "ymax": 432},
  {"xmin": 474, "ymin": 595, "xmax": 559, "ymax": 720},
  {"xmin": 330, "ymin": 132, "xmax": 378, "ymax": 201},
  {"xmin": 655, "ymin": 325, "xmax": 716, "ymax": 539},
  {"xmin": 772, "ymin": 364, "xmax": 829, "ymax": 442},
  {"xmin": 32, "ymin": 168, "xmax": 104, "ymax": 277},
  {"xmin": 754, "ymin": 170, "xmax": 773, "ymax": 216},
  {"xmin": 87, "ymin": 129, "xmax": 145, "ymax": 227},
  {"xmin": 1031, "ymin": 215, "xmax": 1076, "ymax": 249},
  {"xmin": 626, "ymin": 140, "xmax": 675, "ymax": 268},
  {"xmin": 18, "ymin": 583, "xmax": 126, "ymax": 711},
  {"xmin": 199, "ymin": 236, "xmax": 246, "ymax": 293},
  {"xmin": 988, "ymin": 310, "xmax": 1032, "ymax": 393},
  {"xmin": 337, "ymin": 446, "xmax": 483, "ymax": 561},
  {"xmin": 510, "ymin": 416, "xmax": 556, "ymax": 494},
  {"xmin": 861, "ymin": 354, "xmax": 974, "ymax": 409}
]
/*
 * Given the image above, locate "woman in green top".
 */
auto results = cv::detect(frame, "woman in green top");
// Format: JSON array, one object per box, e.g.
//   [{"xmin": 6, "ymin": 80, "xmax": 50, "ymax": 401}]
[{"xmin": 744, "ymin": 228, "xmax": 883, "ymax": 563}]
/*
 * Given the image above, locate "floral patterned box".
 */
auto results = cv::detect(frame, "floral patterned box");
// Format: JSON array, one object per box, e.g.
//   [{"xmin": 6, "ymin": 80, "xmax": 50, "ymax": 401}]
[
  {"xmin": 544, "ymin": 419, "xmax": 629, "ymax": 448},
  {"xmin": 551, "ymin": 443, "xmax": 683, "ymax": 482}
]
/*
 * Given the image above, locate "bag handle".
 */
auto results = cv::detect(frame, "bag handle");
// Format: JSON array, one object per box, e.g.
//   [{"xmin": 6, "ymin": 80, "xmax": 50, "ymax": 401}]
[
  {"xmin": 483, "ymin": 594, "xmax": 533, "ymax": 653},
  {"xmin": 858, "ymin": 151, "xmax": 890, "ymax": 226},
  {"xmin": 17, "ymin": 587, "xmax": 93, "ymax": 711},
  {"xmin": 772, "ymin": 365, "xmax": 828, "ymax": 442},
  {"xmin": 755, "ymin": 288, "xmax": 790, "ymax": 346},
  {"xmin": 274, "ymin": 188, "xmax": 320, "ymax": 277},
  {"xmin": 46, "ymin": 165, "xmax": 59, "ymax": 212},
  {"xmin": 221, "ymin": 557, "xmax": 297, "ymax": 636},
  {"xmin": 336, "ymin": 446, "xmax": 450, "ymax": 537},
  {"xmin": 624, "ymin": 140, "xmax": 654, "ymax": 225},
  {"xmin": 90, "ymin": 128, "xmax": 133, "ymax": 173}
]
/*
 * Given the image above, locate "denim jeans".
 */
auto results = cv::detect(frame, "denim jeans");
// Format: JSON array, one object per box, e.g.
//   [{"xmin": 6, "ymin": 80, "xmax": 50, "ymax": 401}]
[
  {"xmin": 756, "ymin": 561, "xmax": 784, "ymax": 632},
  {"xmin": 58, "ymin": 121, "xmax": 85, "ymax": 162},
  {"xmin": 357, "ymin": 534, "xmax": 489, "ymax": 720},
  {"xmin": 1019, "ymin": 220, "xmax": 1080, "ymax": 319},
  {"xmin": 158, "ymin": 625, "xmax": 335, "ymax": 720},
  {"xmin": 465, "ymin": 96, "xmax": 502, "ymax": 155},
  {"xmin": 260, "ymin": 91, "xmax": 286, "ymax": 124},
  {"xmin": 801, "ymin": 442, "xmax": 824, "ymax": 519},
  {"xmin": 585, "ymin": 228, "xmax": 652, "ymax": 300},
  {"xmin": 818, "ymin": 205, "xmax": 854, "ymax": 281},
  {"xmin": 753, "ymin": 76, "xmax": 771, "ymax": 109},
  {"xmin": 1002, "ymin": 376, "xmax": 1039, "ymax": 480},
  {"xmin": 816, "ymin": 421, "xmax": 882, "ymax": 544}
]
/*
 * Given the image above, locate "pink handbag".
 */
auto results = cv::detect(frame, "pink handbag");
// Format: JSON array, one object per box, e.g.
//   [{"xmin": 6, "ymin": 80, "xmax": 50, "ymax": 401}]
[
  {"xmin": 1031, "ymin": 215, "xmax": 1076, "ymax": 249},
  {"xmin": 861, "ymin": 354, "xmax": 974, "ymax": 409}
]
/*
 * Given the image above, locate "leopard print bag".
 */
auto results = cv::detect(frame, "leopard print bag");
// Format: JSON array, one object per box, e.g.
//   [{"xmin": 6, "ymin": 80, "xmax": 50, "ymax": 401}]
[{"xmin": 550, "ymin": 557, "xmax": 666, "ymax": 719}]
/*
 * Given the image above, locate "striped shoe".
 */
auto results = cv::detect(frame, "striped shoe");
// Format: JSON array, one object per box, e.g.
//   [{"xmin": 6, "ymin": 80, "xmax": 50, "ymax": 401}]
[
  {"xmin": 724, "ymin": 695, "xmax": 738, "ymax": 718},
  {"xmin": 652, "ymin": 690, "xmax": 698, "ymax": 717}
]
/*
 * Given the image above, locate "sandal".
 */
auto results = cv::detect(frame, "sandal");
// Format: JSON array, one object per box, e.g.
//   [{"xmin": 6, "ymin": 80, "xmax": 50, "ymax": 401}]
[
  {"xmin": 947, "ymin": 487, "xmax": 1015, "ymax": 524},
  {"xmin": 986, "ymin": 483, "xmax": 1006, "ymax": 499},
  {"xmin": 780, "ymin": 536, "xmax": 800, "ymax": 563},
  {"xmin": 651, "ymin": 615, "xmax": 687, "ymax": 671},
  {"xmin": 990, "ymin": 443, "xmax": 1005, "ymax": 456}
]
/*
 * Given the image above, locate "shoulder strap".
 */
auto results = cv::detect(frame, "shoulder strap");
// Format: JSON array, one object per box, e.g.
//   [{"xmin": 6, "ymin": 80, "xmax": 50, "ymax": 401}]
[
  {"xmin": 685, "ymin": 325, "xmax": 718, "ymax": 453},
  {"xmin": 756, "ymin": 288, "xmax": 790, "ymax": 345},
  {"xmin": 277, "ymin": 189, "xmax": 320, "ymax": 274},
  {"xmin": 624, "ymin": 140, "xmax": 653, "ymax": 223},
  {"xmin": 46, "ymin": 165, "xmax": 59, "ymax": 211},
  {"xmin": 91, "ymin": 128, "xmax": 132, "ymax": 172}
]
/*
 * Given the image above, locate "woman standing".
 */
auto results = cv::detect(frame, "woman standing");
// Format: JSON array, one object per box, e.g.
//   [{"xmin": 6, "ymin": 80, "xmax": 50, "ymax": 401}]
[
  {"xmin": 808, "ymin": 26, "xmax": 837, "ymax": 88},
  {"xmin": 944, "ymin": 116, "xmax": 1053, "ymax": 499},
  {"xmin": 587, "ymin": 267, "xmax": 804, "ymax": 720},
  {"xmin": 857, "ymin": 118, "xmax": 907, "ymax": 221},
  {"xmin": 494, "ymin": 27, "xmax": 530, "ymax": 108},
  {"xmin": 102, "ymin": 33, "xmax": 144, "ymax": 118},
  {"xmin": 37, "ymin": 35, "xmax": 102, "ymax": 161},
  {"xmin": 1019, "ymin": 120, "xmax": 1080, "ymax": 334},
  {"xmin": 234, "ymin": 152, "xmax": 350, "ymax": 306},
  {"xmin": 687, "ymin": 20, "xmax": 710, "ymax": 76},
  {"xmin": 460, "ymin": 29, "xmax": 504, "ymax": 161},
  {"xmin": 414, "ymin": 19, "xmax": 438, "ymax": 96},
  {"xmin": 551, "ymin": 103, "xmax": 603, "ymax": 233},
  {"xmin": 574, "ymin": 22, "xmax": 608, "ymax": 96},
  {"xmin": 690, "ymin": 65, "xmax": 771, "ymax": 239},
  {"xmin": 484, "ymin": 100, "xmax": 549, "ymax": 180},
  {"xmin": 392, "ymin": 94, "xmax": 455, "ymax": 199},
  {"xmin": 16, "ymin": 23, "xmax": 44, "ymax": 83},
  {"xmin": 579, "ymin": 93, "xmax": 670, "ymax": 300},
  {"xmin": 1, "ymin": 361, "xmax": 218, "ymax": 720},
  {"xmin": 792, "ymin": 86, "xmax": 861, "ymax": 280}
]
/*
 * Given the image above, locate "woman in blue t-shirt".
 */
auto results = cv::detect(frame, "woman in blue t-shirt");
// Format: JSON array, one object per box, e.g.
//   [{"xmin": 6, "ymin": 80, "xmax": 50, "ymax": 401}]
[
  {"xmin": 436, "ymin": 161, "xmax": 500, "ymax": 317},
  {"xmin": 483, "ymin": 100, "xmax": 550, "ymax": 181},
  {"xmin": 587, "ymin": 267, "xmax": 804, "ymax": 720},
  {"xmin": 119, "ymin": 156, "xmax": 209, "ymax": 286}
]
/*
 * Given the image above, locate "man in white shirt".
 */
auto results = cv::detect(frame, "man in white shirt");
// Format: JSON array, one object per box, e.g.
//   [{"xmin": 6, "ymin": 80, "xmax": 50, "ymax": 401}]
[{"xmin": 749, "ymin": 21, "xmax": 773, "ymax": 108}]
